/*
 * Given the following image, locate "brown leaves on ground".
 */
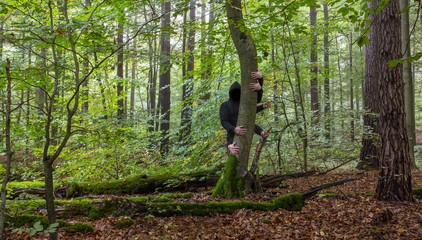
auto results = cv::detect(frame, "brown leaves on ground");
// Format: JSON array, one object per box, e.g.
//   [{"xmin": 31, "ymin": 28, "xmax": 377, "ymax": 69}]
[{"xmin": 6, "ymin": 169, "xmax": 422, "ymax": 239}]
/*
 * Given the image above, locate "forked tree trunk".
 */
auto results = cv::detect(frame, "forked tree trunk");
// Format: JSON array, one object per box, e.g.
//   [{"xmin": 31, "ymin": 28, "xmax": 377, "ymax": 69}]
[{"xmin": 212, "ymin": 0, "xmax": 259, "ymax": 198}]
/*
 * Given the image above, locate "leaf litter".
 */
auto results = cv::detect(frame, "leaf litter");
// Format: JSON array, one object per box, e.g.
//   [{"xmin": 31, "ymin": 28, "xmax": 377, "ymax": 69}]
[{"xmin": 6, "ymin": 169, "xmax": 422, "ymax": 239}]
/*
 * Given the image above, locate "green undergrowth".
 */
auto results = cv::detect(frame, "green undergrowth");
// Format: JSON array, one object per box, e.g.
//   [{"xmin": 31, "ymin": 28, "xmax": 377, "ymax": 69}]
[{"xmin": 6, "ymin": 214, "xmax": 93, "ymax": 233}]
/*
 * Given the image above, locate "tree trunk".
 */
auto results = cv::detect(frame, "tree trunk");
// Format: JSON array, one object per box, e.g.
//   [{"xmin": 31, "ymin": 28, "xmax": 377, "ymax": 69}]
[
  {"xmin": 372, "ymin": 0, "xmax": 413, "ymax": 201},
  {"xmin": 358, "ymin": 1, "xmax": 382, "ymax": 170},
  {"xmin": 0, "ymin": 59, "xmax": 12, "ymax": 240},
  {"xmin": 323, "ymin": 2, "xmax": 330, "ymax": 140},
  {"xmin": 117, "ymin": 22, "xmax": 125, "ymax": 119},
  {"xmin": 130, "ymin": 60, "xmax": 136, "ymax": 120},
  {"xmin": 159, "ymin": 1, "xmax": 171, "ymax": 155},
  {"xmin": 179, "ymin": 1, "xmax": 195, "ymax": 144},
  {"xmin": 213, "ymin": 0, "xmax": 259, "ymax": 198},
  {"xmin": 400, "ymin": 0, "xmax": 416, "ymax": 169},
  {"xmin": 349, "ymin": 32, "xmax": 355, "ymax": 142},
  {"xmin": 310, "ymin": 5, "xmax": 319, "ymax": 125}
]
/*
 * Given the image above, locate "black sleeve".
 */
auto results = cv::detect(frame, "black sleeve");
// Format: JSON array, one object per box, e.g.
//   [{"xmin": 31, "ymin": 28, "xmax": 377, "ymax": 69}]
[
  {"xmin": 256, "ymin": 104, "xmax": 264, "ymax": 113},
  {"xmin": 257, "ymin": 77, "xmax": 263, "ymax": 103},
  {"xmin": 254, "ymin": 124, "xmax": 264, "ymax": 136},
  {"xmin": 220, "ymin": 102, "xmax": 236, "ymax": 133}
]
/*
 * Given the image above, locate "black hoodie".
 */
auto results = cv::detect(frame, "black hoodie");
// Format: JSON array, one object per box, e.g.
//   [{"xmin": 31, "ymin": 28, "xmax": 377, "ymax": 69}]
[{"xmin": 219, "ymin": 80, "xmax": 265, "ymax": 145}]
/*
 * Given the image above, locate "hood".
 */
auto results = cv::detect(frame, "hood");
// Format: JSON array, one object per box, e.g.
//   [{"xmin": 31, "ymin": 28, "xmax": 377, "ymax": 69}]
[{"xmin": 229, "ymin": 81, "xmax": 241, "ymax": 101}]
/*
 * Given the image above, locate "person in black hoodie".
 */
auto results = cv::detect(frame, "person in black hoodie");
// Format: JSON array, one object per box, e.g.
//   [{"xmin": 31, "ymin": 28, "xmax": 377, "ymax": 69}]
[{"xmin": 219, "ymin": 71, "xmax": 271, "ymax": 154}]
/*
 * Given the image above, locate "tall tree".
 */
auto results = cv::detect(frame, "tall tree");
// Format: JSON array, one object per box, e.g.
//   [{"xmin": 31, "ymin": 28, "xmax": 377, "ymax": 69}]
[
  {"xmin": 358, "ymin": 4, "xmax": 381, "ymax": 170},
  {"xmin": 117, "ymin": 22, "xmax": 125, "ymax": 119},
  {"xmin": 199, "ymin": 0, "xmax": 215, "ymax": 101},
  {"xmin": 159, "ymin": 0, "xmax": 171, "ymax": 155},
  {"xmin": 310, "ymin": 4, "xmax": 319, "ymax": 125},
  {"xmin": 212, "ymin": 0, "xmax": 260, "ymax": 198},
  {"xmin": 323, "ymin": 2, "xmax": 330, "ymax": 140},
  {"xmin": 0, "ymin": 59, "xmax": 12, "ymax": 240},
  {"xmin": 349, "ymin": 32, "xmax": 355, "ymax": 142},
  {"xmin": 367, "ymin": 0, "xmax": 413, "ymax": 201},
  {"xmin": 400, "ymin": 0, "xmax": 416, "ymax": 168},
  {"xmin": 179, "ymin": 0, "xmax": 196, "ymax": 144}
]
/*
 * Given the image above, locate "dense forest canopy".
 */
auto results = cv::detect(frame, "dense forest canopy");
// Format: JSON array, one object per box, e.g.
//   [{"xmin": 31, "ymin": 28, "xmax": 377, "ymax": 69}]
[{"xmin": 0, "ymin": 0, "xmax": 422, "ymax": 238}]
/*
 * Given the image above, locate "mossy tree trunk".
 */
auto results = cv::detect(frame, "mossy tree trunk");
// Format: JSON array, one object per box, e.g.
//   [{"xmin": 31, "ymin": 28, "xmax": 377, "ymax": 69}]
[{"xmin": 213, "ymin": 0, "xmax": 259, "ymax": 198}]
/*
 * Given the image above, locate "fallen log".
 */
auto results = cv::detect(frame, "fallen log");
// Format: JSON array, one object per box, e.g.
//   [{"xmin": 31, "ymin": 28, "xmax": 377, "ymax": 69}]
[{"xmin": 301, "ymin": 178, "xmax": 358, "ymax": 199}]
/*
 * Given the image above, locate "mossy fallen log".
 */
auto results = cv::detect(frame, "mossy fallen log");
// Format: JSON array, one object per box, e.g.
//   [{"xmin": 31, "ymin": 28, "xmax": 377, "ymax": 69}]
[
  {"xmin": 8, "ymin": 192, "xmax": 194, "ymax": 220},
  {"xmin": 6, "ymin": 192, "xmax": 304, "ymax": 220},
  {"xmin": 5, "ymin": 214, "xmax": 93, "ymax": 233},
  {"xmin": 66, "ymin": 169, "xmax": 220, "ymax": 198}
]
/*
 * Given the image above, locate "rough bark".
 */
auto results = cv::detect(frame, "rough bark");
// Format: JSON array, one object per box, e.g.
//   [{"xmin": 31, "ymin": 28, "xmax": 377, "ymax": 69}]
[
  {"xmin": 400, "ymin": 0, "xmax": 416, "ymax": 169},
  {"xmin": 117, "ymin": 22, "xmax": 125, "ymax": 119},
  {"xmin": 358, "ymin": 0, "xmax": 382, "ymax": 170},
  {"xmin": 372, "ymin": 0, "xmax": 413, "ymax": 201},
  {"xmin": 159, "ymin": 1, "xmax": 171, "ymax": 155},
  {"xmin": 323, "ymin": 3, "xmax": 330, "ymax": 140},
  {"xmin": 349, "ymin": 32, "xmax": 355, "ymax": 142},
  {"xmin": 179, "ymin": 1, "xmax": 195, "ymax": 144},
  {"xmin": 310, "ymin": 5, "xmax": 319, "ymax": 125},
  {"xmin": 0, "ymin": 59, "xmax": 13, "ymax": 240}
]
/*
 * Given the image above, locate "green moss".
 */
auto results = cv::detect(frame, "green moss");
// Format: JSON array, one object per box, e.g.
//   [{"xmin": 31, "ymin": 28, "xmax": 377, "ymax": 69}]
[
  {"xmin": 5, "ymin": 214, "xmax": 49, "ymax": 228},
  {"xmin": 272, "ymin": 193, "xmax": 304, "ymax": 211},
  {"xmin": 6, "ymin": 181, "xmax": 45, "ymax": 189},
  {"xmin": 66, "ymin": 222, "xmax": 94, "ymax": 233},
  {"xmin": 114, "ymin": 217, "xmax": 134, "ymax": 228},
  {"xmin": 148, "ymin": 192, "xmax": 304, "ymax": 217},
  {"xmin": 66, "ymin": 169, "xmax": 220, "ymax": 198},
  {"xmin": 211, "ymin": 154, "xmax": 245, "ymax": 199},
  {"xmin": 365, "ymin": 192, "xmax": 376, "ymax": 197}
]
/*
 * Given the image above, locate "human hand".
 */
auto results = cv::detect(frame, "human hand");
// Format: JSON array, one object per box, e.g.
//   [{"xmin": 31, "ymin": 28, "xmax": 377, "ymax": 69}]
[
  {"xmin": 228, "ymin": 142, "xmax": 239, "ymax": 154},
  {"xmin": 263, "ymin": 101, "xmax": 271, "ymax": 109},
  {"xmin": 261, "ymin": 131, "xmax": 270, "ymax": 139},
  {"xmin": 251, "ymin": 69, "xmax": 263, "ymax": 80},
  {"xmin": 234, "ymin": 126, "xmax": 247, "ymax": 135},
  {"xmin": 249, "ymin": 80, "xmax": 262, "ymax": 91}
]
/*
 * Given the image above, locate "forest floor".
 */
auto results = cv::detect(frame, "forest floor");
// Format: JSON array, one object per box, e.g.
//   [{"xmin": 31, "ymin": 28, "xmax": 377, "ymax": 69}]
[{"xmin": 6, "ymin": 169, "xmax": 422, "ymax": 240}]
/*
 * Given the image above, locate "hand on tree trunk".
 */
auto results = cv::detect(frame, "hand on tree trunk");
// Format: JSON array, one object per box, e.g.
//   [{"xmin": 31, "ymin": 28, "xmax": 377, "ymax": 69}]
[
  {"xmin": 234, "ymin": 126, "xmax": 247, "ymax": 135},
  {"xmin": 228, "ymin": 142, "xmax": 239, "ymax": 154}
]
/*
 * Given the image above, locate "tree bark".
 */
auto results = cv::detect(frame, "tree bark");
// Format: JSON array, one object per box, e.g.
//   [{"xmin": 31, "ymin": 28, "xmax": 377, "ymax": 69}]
[
  {"xmin": 310, "ymin": 5, "xmax": 319, "ymax": 125},
  {"xmin": 372, "ymin": 0, "xmax": 413, "ymax": 201},
  {"xmin": 213, "ymin": 0, "xmax": 260, "ymax": 197},
  {"xmin": 358, "ymin": 0, "xmax": 382, "ymax": 170},
  {"xmin": 0, "ymin": 59, "xmax": 13, "ymax": 240},
  {"xmin": 179, "ymin": 1, "xmax": 195, "ymax": 144},
  {"xmin": 400, "ymin": 0, "xmax": 416, "ymax": 169},
  {"xmin": 349, "ymin": 32, "xmax": 355, "ymax": 142},
  {"xmin": 159, "ymin": 1, "xmax": 171, "ymax": 155},
  {"xmin": 117, "ymin": 22, "xmax": 125, "ymax": 119},
  {"xmin": 323, "ymin": 2, "xmax": 330, "ymax": 140}
]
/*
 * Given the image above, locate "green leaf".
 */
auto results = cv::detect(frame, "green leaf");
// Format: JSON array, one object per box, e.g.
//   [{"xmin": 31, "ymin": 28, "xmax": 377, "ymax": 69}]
[
  {"xmin": 0, "ymin": 8, "xmax": 8, "ymax": 15},
  {"xmin": 386, "ymin": 59, "xmax": 403, "ymax": 67},
  {"xmin": 33, "ymin": 221, "xmax": 43, "ymax": 231}
]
